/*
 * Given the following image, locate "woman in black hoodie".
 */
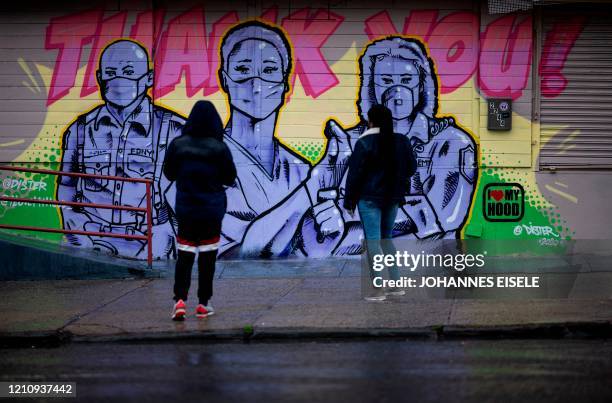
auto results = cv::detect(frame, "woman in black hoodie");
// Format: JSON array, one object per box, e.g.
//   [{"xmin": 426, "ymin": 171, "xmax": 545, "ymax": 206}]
[{"xmin": 163, "ymin": 101, "xmax": 237, "ymax": 320}]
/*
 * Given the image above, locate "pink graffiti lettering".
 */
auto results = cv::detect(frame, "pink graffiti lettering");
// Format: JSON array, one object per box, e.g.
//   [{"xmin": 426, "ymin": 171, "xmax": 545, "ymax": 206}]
[
  {"xmin": 365, "ymin": 10, "xmax": 477, "ymax": 94},
  {"xmin": 260, "ymin": 6, "xmax": 279, "ymax": 24},
  {"xmin": 404, "ymin": 10, "xmax": 438, "ymax": 38},
  {"xmin": 43, "ymin": 8, "xmax": 585, "ymax": 105},
  {"xmin": 539, "ymin": 16, "xmax": 586, "ymax": 98},
  {"xmin": 203, "ymin": 11, "xmax": 239, "ymax": 95},
  {"xmin": 154, "ymin": 7, "xmax": 210, "ymax": 98},
  {"xmin": 364, "ymin": 10, "xmax": 398, "ymax": 39},
  {"xmin": 364, "ymin": 10, "xmax": 440, "ymax": 42},
  {"xmin": 45, "ymin": 9, "xmax": 103, "ymax": 105},
  {"xmin": 479, "ymin": 15, "xmax": 532, "ymax": 100},
  {"xmin": 281, "ymin": 8, "xmax": 344, "ymax": 98},
  {"xmin": 81, "ymin": 12, "xmax": 127, "ymax": 98},
  {"xmin": 129, "ymin": 10, "xmax": 166, "ymax": 59},
  {"xmin": 428, "ymin": 12, "xmax": 478, "ymax": 94}
]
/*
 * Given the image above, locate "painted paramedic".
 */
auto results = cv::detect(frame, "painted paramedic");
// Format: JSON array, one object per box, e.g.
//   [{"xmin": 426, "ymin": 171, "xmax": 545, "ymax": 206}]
[
  {"xmin": 318, "ymin": 36, "xmax": 478, "ymax": 249},
  {"xmin": 259, "ymin": 36, "xmax": 478, "ymax": 257},
  {"xmin": 57, "ymin": 39, "xmax": 184, "ymax": 259}
]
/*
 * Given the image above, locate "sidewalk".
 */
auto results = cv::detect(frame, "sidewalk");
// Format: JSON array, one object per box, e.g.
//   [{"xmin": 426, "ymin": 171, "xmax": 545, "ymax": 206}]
[{"xmin": 1, "ymin": 258, "xmax": 612, "ymax": 344}]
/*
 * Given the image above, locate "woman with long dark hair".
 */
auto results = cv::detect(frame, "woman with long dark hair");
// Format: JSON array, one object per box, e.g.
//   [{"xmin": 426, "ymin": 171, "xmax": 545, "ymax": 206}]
[
  {"xmin": 163, "ymin": 101, "xmax": 237, "ymax": 320},
  {"xmin": 343, "ymin": 104, "xmax": 417, "ymax": 301}
]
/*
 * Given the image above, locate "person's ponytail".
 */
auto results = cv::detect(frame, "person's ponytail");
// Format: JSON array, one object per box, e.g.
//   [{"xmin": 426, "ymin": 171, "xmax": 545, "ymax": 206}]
[{"xmin": 367, "ymin": 105, "xmax": 397, "ymax": 195}]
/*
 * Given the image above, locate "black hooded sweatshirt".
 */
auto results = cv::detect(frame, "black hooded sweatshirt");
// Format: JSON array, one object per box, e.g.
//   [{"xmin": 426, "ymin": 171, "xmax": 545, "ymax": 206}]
[{"xmin": 163, "ymin": 100, "xmax": 237, "ymax": 225}]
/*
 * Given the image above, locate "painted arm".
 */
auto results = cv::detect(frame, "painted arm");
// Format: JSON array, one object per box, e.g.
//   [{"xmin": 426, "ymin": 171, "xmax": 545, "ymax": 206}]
[
  {"xmin": 219, "ymin": 213, "xmax": 249, "ymax": 255},
  {"xmin": 219, "ymin": 178, "xmax": 257, "ymax": 256},
  {"xmin": 162, "ymin": 140, "xmax": 178, "ymax": 182},
  {"xmin": 239, "ymin": 123, "xmax": 352, "ymax": 258},
  {"xmin": 220, "ymin": 143, "xmax": 237, "ymax": 187},
  {"xmin": 342, "ymin": 139, "xmax": 366, "ymax": 211},
  {"xmin": 379, "ymin": 136, "xmax": 440, "ymax": 240},
  {"xmin": 152, "ymin": 132, "xmax": 181, "ymax": 259},
  {"xmin": 408, "ymin": 129, "xmax": 477, "ymax": 239},
  {"xmin": 56, "ymin": 122, "xmax": 94, "ymax": 248},
  {"xmin": 239, "ymin": 184, "xmax": 313, "ymax": 257}
]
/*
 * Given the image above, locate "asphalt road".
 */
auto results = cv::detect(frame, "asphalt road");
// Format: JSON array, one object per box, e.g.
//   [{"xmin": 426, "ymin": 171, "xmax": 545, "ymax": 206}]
[{"xmin": 1, "ymin": 339, "xmax": 611, "ymax": 403}]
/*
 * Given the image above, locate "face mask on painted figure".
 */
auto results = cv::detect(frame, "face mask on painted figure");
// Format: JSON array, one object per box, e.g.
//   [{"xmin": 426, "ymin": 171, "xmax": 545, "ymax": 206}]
[
  {"xmin": 223, "ymin": 38, "xmax": 287, "ymax": 121},
  {"xmin": 100, "ymin": 73, "xmax": 149, "ymax": 108},
  {"xmin": 380, "ymin": 85, "xmax": 419, "ymax": 120},
  {"xmin": 223, "ymin": 72, "xmax": 285, "ymax": 121},
  {"xmin": 373, "ymin": 57, "xmax": 422, "ymax": 120}
]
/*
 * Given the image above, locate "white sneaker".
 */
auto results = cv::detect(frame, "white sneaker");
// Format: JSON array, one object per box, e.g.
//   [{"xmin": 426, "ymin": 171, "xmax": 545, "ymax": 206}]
[
  {"xmin": 364, "ymin": 295, "xmax": 387, "ymax": 301},
  {"xmin": 385, "ymin": 288, "xmax": 406, "ymax": 296}
]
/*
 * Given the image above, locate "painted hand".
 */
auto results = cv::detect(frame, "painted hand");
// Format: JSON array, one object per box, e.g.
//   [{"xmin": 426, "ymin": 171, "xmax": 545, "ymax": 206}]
[
  {"xmin": 313, "ymin": 199, "xmax": 345, "ymax": 241},
  {"xmin": 402, "ymin": 195, "xmax": 442, "ymax": 238},
  {"xmin": 306, "ymin": 119, "xmax": 352, "ymax": 197}
]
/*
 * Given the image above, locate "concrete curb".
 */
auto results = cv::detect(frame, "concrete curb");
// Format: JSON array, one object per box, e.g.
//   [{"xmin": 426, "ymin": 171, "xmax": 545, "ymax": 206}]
[
  {"xmin": 441, "ymin": 321, "xmax": 612, "ymax": 339},
  {"xmin": 0, "ymin": 330, "xmax": 72, "ymax": 348},
  {"xmin": 2, "ymin": 321, "xmax": 611, "ymax": 347}
]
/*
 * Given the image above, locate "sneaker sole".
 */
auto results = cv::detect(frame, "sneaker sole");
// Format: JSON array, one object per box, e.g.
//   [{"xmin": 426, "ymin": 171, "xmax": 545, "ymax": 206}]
[
  {"xmin": 364, "ymin": 296, "xmax": 387, "ymax": 301},
  {"xmin": 196, "ymin": 311, "xmax": 215, "ymax": 319}
]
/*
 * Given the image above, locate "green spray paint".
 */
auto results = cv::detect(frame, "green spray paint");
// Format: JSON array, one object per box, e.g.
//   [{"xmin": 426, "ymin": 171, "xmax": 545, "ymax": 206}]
[{"xmin": 0, "ymin": 163, "xmax": 62, "ymax": 243}]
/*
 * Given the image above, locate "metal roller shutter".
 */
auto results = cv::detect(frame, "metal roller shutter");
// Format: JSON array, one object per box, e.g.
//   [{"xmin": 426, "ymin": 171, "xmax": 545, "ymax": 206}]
[{"xmin": 539, "ymin": 6, "xmax": 612, "ymax": 169}]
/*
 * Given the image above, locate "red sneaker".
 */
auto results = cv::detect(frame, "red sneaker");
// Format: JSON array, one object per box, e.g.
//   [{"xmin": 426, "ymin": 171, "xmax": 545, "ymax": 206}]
[
  {"xmin": 195, "ymin": 303, "xmax": 215, "ymax": 319},
  {"xmin": 172, "ymin": 299, "xmax": 186, "ymax": 321}
]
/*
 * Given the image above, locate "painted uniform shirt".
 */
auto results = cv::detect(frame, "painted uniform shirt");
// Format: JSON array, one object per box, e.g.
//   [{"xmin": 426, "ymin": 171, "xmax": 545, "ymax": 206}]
[
  {"xmin": 404, "ymin": 112, "xmax": 476, "ymax": 231},
  {"xmin": 318, "ymin": 112, "xmax": 476, "ymax": 255},
  {"xmin": 344, "ymin": 112, "xmax": 475, "ymax": 217},
  {"xmin": 339, "ymin": 114, "xmax": 433, "ymax": 198},
  {"xmin": 221, "ymin": 133, "xmax": 310, "ymax": 250},
  {"xmin": 59, "ymin": 96, "xmax": 184, "ymax": 233}
]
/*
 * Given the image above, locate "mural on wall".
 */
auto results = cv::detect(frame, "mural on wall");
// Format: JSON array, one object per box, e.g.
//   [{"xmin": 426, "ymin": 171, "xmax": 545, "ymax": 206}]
[
  {"xmin": 309, "ymin": 37, "xmax": 477, "ymax": 249},
  {"xmin": 240, "ymin": 35, "xmax": 479, "ymax": 258},
  {"xmin": 215, "ymin": 21, "xmax": 311, "ymax": 256},
  {"xmin": 0, "ymin": 2, "xmax": 592, "ymax": 260},
  {"xmin": 218, "ymin": 20, "xmax": 360, "ymax": 258},
  {"xmin": 56, "ymin": 39, "xmax": 184, "ymax": 259},
  {"xmin": 50, "ymin": 21, "xmax": 478, "ymax": 259}
]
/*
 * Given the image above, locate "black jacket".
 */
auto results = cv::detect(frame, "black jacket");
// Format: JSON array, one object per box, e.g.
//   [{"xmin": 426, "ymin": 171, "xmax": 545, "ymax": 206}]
[
  {"xmin": 164, "ymin": 135, "xmax": 236, "ymax": 224},
  {"xmin": 343, "ymin": 128, "xmax": 417, "ymax": 210},
  {"xmin": 163, "ymin": 101, "xmax": 237, "ymax": 224}
]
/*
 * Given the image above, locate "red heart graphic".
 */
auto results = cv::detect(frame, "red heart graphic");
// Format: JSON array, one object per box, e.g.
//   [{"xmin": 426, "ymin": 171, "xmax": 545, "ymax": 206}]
[{"xmin": 490, "ymin": 190, "xmax": 504, "ymax": 201}]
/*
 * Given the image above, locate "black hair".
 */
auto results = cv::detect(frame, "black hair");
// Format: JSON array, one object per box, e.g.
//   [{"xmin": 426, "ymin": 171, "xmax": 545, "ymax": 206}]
[
  {"xmin": 367, "ymin": 104, "xmax": 396, "ymax": 193},
  {"xmin": 182, "ymin": 100, "xmax": 224, "ymax": 140}
]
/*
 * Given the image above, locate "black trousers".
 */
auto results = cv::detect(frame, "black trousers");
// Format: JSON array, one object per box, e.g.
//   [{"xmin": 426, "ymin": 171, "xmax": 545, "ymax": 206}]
[
  {"xmin": 173, "ymin": 249, "xmax": 217, "ymax": 305},
  {"xmin": 173, "ymin": 219, "xmax": 221, "ymax": 305}
]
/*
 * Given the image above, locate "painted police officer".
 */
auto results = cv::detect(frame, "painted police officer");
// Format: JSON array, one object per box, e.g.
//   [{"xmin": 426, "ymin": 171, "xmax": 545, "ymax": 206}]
[{"xmin": 57, "ymin": 39, "xmax": 184, "ymax": 258}]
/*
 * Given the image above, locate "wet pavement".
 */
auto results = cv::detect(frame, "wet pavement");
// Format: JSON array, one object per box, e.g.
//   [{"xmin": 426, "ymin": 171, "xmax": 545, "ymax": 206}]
[
  {"xmin": 1, "ymin": 339, "xmax": 611, "ymax": 402},
  {"xmin": 1, "ymin": 258, "xmax": 611, "ymax": 341}
]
